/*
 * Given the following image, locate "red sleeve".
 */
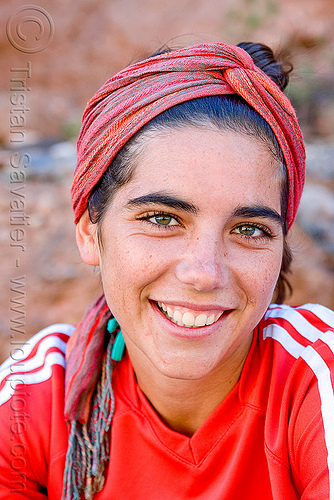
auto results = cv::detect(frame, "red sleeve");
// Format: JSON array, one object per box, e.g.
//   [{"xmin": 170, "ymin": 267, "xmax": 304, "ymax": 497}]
[
  {"xmin": 0, "ymin": 325, "xmax": 73, "ymax": 499},
  {"xmin": 288, "ymin": 336, "xmax": 334, "ymax": 499},
  {"xmin": 289, "ymin": 384, "xmax": 330, "ymax": 499},
  {"xmin": 264, "ymin": 303, "xmax": 334, "ymax": 499}
]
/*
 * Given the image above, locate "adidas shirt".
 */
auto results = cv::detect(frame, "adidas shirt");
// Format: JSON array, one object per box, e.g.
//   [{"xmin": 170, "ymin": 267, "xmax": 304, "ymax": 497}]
[{"xmin": 0, "ymin": 303, "xmax": 334, "ymax": 499}]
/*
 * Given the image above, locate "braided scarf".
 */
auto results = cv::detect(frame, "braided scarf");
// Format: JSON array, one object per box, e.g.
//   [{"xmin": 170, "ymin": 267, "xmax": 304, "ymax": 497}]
[{"xmin": 64, "ymin": 42, "xmax": 306, "ymax": 499}]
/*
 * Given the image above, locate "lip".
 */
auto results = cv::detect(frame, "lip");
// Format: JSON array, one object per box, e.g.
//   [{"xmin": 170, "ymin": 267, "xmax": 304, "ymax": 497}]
[
  {"xmin": 151, "ymin": 299, "xmax": 227, "ymax": 314},
  {"xmin": 150, "ymin": 300, "xmax": 229, "ymax": 339}
]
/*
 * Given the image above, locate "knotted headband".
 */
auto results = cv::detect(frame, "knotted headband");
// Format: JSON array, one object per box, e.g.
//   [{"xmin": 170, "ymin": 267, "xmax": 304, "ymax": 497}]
[
  {"xmin": 64, "ymin": 42, "xmax": 306, "ymax": 499},
  {"xmin": 71, "ymin": 42, "xmax": 305, "ymax": 229}
]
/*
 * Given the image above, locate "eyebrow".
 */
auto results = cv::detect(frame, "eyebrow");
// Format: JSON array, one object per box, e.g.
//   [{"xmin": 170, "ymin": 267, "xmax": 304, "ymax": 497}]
[
  {"xmin": 126, "ymin": 195, "xmax": 283, "ymax": 226},
  {"xmin": 232, "ymin": 205, "xmax": 283, "ymax": 225},
  {"xmin": 126, "ymin": 192, "xmax": 198, "ymax": 214}
]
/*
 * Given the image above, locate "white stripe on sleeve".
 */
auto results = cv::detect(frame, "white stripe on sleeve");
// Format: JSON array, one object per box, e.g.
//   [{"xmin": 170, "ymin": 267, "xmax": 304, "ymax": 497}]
[
  {"xmin": 263, "ymin": 324, "xmax": 305, "ymax": 359},
  {"xmin": 0, "ymin": 323, "xmax": 74, "ymax": 374},
  {"xmin": 0, "ymin": 351, "xmax": 67, "ymax": 407},
  {"xmin": 0, "ymin": 324, "xmax": 75, "ymax": 407},
  {"xmin": 265, "ymin": 306, "xmax": 326, "ymax": 343},
  {"xmin": 301, "ymin": 344, "xmax": 334, "ymax": 500}
]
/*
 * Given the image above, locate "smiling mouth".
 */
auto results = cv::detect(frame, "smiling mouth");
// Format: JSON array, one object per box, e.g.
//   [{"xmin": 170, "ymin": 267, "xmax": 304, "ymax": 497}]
[{"xmin": 156, "ymin": 301, "xmax": 224, "ymax": 328}]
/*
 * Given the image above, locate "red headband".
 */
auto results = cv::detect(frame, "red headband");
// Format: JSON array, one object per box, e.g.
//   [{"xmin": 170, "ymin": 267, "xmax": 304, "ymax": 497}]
[{"xmin": 71, "ymin": 42, "xmax": 305, "ymax": 228}]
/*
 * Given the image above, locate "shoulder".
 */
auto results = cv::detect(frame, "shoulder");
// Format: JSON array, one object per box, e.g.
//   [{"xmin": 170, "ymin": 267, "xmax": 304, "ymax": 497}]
[
  {"xmin": 261, "ymin": 303, "xmax": 334, "ymax": 359},
  {"xmin": 247, "ymin": 304, "xmax": 334, "ymax": 410},
  {"xmin": 261, "ymin": 303, "xmax": 334, "ymax": 449},
  {"xmin": 0, "ymin": 324, "xmax": 74, "ymax": 493},
  {"xmin": 260, "ymin": 305, "xmax": 334, "ymax": 492},
  {"xmin": 0, "ymin": 323, "xmax": 75, "ymax": 408},
  {"xmin": 259, "ymin": 303, "xmax": 334, "ymax": 409}
]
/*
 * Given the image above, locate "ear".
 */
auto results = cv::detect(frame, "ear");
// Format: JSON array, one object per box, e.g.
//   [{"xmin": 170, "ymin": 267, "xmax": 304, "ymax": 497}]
[{"xmin": 75, "ymin": 210, "xmax": 100, "ymax": 266}]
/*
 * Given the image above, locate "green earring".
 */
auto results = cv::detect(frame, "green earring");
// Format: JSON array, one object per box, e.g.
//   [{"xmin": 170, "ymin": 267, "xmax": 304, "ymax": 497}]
[{"xmin": 107, "ymin": 318, "xmax": 125, "ymax": 361}]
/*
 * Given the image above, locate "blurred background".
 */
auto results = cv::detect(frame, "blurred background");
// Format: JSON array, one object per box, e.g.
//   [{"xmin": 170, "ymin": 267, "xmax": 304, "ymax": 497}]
[{"xmin": 1, "ymin": 0, "xmax": 334, "ymax": 362}]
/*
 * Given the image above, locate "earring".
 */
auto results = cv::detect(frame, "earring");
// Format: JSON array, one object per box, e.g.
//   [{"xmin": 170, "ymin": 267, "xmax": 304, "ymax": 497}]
[{"xmin": 107, "ymin": 318, "xmax": 125, "ymax": 361}]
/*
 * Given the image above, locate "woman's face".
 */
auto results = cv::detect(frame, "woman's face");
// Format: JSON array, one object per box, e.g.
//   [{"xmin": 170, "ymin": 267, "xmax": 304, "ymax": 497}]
[{"xmin": 84, "ymin": 127, "xmax": 284, "ymax": 382}]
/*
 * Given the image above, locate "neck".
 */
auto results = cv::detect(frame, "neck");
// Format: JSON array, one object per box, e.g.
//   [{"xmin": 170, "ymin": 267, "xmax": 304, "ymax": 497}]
[
  {"xmin": 128, "ymin": 339, "xmax": 252, "ymax": 437},
  {"xmin": 139, "ymin": 372, "xmax": 239, "ymax": 437}
]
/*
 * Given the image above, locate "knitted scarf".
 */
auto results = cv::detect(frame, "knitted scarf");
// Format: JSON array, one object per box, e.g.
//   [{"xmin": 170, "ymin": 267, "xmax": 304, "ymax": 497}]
[
  {"xmin": 64, "ymin": 42, "xmax": 306, "ymax": 499},
  {"xmin": 63, "ymin": 295, "xmax": 113, "ymax": 499}
]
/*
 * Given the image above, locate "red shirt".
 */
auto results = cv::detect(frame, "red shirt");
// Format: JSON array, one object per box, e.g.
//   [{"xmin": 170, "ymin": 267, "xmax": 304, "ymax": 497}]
[{"xmin": 0, "ymin": 303, "xmax": 334, "ymax": 499}]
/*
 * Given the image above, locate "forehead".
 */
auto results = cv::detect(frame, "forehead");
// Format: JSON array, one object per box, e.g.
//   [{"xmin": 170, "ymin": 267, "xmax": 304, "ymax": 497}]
[{"xmin": 126, "ymin": 127, "xmax": 283, "ymax": 206}]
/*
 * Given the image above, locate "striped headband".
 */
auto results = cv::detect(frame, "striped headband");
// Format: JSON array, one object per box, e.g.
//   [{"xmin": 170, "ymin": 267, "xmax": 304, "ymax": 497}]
[{"xmin": 71, "ymin": 42, "xmax": 305, "ymax": 229}]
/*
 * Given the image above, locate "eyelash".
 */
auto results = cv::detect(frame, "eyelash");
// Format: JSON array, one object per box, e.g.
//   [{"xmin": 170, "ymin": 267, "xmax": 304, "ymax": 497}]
[
  {"xmin": 232, "ymin": 223, "xmax": 275, "ymax": 242},
  {"xmin": 137, "ymin": 211, "xmax": 182, "ymax": 230}
]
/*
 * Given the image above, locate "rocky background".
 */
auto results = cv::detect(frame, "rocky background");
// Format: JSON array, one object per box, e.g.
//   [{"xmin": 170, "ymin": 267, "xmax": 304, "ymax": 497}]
[{"xmin": 0, "ymin": 0, "xmax": 333, "ymax": 362}]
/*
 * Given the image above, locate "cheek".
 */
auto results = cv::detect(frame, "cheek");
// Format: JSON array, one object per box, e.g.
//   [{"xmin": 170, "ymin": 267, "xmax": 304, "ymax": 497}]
[
  {"xmin": 253, "ymin": 256, "xmax": 282, "ymax": 302},
  {"xmin": 100, "ymin": 236, "xmax": 171, "ymax": 298},
  {"xmin": 232, "ymin": 248, "xmax": 283, "ymax": 300}
]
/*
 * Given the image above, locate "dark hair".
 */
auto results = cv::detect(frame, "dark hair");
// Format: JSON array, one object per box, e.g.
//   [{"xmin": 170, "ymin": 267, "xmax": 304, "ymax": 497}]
[
  {"xmin": 88, "ymin": 42, "xmax": 293, "ymax": 303},
  {"xmin": 237, "ymin": 42, "xmax": 292, "ymax": 91}
]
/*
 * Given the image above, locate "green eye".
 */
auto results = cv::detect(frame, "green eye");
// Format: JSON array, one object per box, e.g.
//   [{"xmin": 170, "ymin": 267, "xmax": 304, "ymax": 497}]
[
  {"xmin": 138, "ymin": 211, "xmax": 180, "ymax": 229},
  {"xmin": 150, "ymin": 214, "xmax": 178, "ymax": 226},
  {"xmin": 233, "ymin": 224, "xmax": 272, "ymax": 240},
  {"xmin": 238, "ymin": 225, "xmax": 257, "ymax": 236}
]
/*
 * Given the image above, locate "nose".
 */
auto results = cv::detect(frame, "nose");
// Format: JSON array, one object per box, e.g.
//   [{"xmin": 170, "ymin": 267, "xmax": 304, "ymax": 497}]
[{"xmin": 175, "ymin": 234, "xmax": 229, "ymax": 292}]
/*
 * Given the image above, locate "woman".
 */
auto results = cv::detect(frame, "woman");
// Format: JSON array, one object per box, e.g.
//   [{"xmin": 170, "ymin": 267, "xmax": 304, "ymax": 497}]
[{"xmin": 0, "ymin": 41, "xmax": 334, "ymax": 499}]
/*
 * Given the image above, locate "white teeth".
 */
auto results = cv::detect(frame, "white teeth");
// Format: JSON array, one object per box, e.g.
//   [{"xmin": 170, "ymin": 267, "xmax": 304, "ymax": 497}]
[
  {"xmin": 182, "ymin": 312, "xmax": 195, "ymax": 327},
  {"xmin": 195, "ymin": 313, "xmax": 207, "ymax": 327},
  {"xmin": 158, "ymin": 302, "xmax": 224, "ymax": 328},
  {"xmin": 206, "ymin": 314, "xmax": 215, "ymax": 325},
  {"xmin": 173, "ymin": 310, "xmax": 182, "ymax": 323},
  {"xmin": 158, "ymin": 301, "xmax": 167, "ymax": 312}
]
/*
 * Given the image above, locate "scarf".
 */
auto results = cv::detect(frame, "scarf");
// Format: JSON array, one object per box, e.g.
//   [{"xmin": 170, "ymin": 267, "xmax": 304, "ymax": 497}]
[{"xmin": 64, "ymin": 42, "xmax": 306, "ymax": 499}]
